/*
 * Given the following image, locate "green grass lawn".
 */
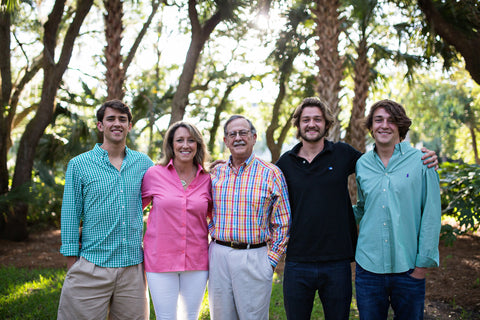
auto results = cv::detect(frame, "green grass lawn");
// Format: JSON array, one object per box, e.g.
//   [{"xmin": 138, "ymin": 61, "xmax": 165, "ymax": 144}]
[{"xmin": 0, "ymin": 266, "xmax": 360, "ymax": 319}]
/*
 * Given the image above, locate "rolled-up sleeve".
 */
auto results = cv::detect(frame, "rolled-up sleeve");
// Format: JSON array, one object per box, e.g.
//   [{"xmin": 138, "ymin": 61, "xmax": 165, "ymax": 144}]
[
  {"xmin": 268, "ymin": 169, "xmax": 291, "ymax": 267},
  {"xmin": 60, "ymin": 161, "xmax": 83, "ymax": 257}
]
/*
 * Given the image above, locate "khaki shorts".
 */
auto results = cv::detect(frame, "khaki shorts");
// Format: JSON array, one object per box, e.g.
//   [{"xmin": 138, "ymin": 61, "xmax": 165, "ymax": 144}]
[{"xmin": 57, "ymin": 257, "xmax": 149, "ymax": 320}]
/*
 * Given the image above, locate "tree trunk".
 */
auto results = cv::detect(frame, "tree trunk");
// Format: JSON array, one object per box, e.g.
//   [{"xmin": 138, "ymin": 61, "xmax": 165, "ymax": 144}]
[
  {"xmin": 104, "ymin": 0, "xmax": 125, "ymax": 100},
  {"xmin": 345, "ymin": 37, "xmax": 370, "ymax": 204},
  {"xmin": 169, "ymin": 0, "xmax": 223, "ymax": 126},
  {"xmin": 312, "ymin": 0, "xmax": 344, "ymax": 142},
  {"xmin": 1, "ymin": 0, "xmax": 94, "ymax": 241},
  {"xmin": 469, "ymin": 126, "xmax": 479, "ymax": 165},
  {"xmin": 266, "ymin": 60, "xmax": 295, "ymax": 163},
  {"xmin": 418, "ymin": 0, "xmax": 480, "ymax": 85},
  {"xmin": 346, "ymin": 38, "xmax": 369, "ymax": 153},
  {"xmin": 208, "ymin": 85, "xmax": 234, "ymax": 154},
  {"xmin": 0, "ymin": 11, "xmax": 11, "ymax": 198}
]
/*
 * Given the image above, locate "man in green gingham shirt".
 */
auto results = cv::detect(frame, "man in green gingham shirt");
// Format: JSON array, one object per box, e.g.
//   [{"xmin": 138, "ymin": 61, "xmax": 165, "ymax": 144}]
[{"xmin": 57, "ymin": 100, "xmax": 153, "ymax": 320}]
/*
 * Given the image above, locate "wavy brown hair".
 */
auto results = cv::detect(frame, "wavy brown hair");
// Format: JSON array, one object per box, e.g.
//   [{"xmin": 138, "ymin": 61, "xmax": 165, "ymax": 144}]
[
  {"xmin": 292, "ymin": 97, "xmax": 334, "ymax": 139},
  {"xmin": 365, "ymin": 99, "xmax": 412, "ymax": 141}
]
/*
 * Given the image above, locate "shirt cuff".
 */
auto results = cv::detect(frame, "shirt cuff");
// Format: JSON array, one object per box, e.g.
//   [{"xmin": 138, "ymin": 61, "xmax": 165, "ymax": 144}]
[
  {"xmin": 416, "ymin": 254, "xmax": 439, "ymax": 268},
  {"xmin": 268, "ymin": 250, "xmax": 282, "ymax": 268},
  {"xmin": 60, "ymin": 244, "xmax": 80, "ymax": 257}
]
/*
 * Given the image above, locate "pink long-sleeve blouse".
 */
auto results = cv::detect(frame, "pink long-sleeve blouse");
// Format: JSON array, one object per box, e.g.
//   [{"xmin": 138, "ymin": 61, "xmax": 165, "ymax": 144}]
[{"xmin": 142, "ymin": 160, "xmax": 212, "ymax": 272}]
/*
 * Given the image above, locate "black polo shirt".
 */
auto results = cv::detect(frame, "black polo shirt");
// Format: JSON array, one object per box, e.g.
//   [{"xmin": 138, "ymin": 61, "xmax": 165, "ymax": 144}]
[{"xmin": 276, "ymin": 140, "xmax": 362, "ymax": 262}]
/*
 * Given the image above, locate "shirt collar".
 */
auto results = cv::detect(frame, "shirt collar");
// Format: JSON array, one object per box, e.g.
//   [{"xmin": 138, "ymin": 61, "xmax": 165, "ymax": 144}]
[
  {"xmin": 290, "ymin": 139, "xmax": 333, "ymax": 158},
  {"xmin": 228, "ymin": 152, "xmax": 255, "ymax": 169},
  {"xmin": 93, "ymin": 143, "xmax": 130, "ymax": 159},
  {"xmin": 373, "ymin": 140, "xmax": 410, "ymax": 156}
]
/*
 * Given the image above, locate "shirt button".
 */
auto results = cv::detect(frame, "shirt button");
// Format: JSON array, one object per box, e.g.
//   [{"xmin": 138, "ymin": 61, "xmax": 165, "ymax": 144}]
[
  {"xmin": 122, "ymin": 206, "xmax": 125, "ymax": 209},
  {"xmin": 382, "ymin": 205, "xmax": 385, "ymax": 208},
  {"xmin": 385, "ymin": 173, "xmax": 388, "ymax": 176},
  {"xmin": 383, "ymin": 223, "xmax": 387, "ymax": 226},
  {"xmin": 385, "ymin": 239, "xmax": 388, "ymax": 242},
  {"xmin": 383, "ymin": 189, "xmax": 386, "ymax": 192},
  {"xmin": 120, "ymin": 190, "xmax": 123, "ymax": 193}
]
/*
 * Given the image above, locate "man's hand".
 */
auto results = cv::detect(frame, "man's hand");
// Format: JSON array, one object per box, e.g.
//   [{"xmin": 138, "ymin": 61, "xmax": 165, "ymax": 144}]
[
  {"xmin": 66, "ymin": 256, "xmax": 78, "ymax": 270},
  {"xmin": 410, "ymin": 267, "xmax": 427, "ymax": 279},
  {"xmin": 209, "ymin": 159, "xmax": 226, "ymax": 171},
  {"xmin": 421, "ymin": 147, "xmax": 438, "ymax": 170}
]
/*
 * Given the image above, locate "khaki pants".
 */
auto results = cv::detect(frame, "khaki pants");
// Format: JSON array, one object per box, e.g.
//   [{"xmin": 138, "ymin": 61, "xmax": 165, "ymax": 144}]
[
  {"xmin": 208, "ymin": 242, "xmax": 274, "ymax": 320},
  {"xmin": 57, "ymin": 257, "xmax": 149, "ymax": 320}
]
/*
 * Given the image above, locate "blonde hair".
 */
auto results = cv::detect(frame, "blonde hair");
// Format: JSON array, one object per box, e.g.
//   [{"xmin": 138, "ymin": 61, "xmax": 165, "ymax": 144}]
[{"xmin": 159, "ymin": 121, "xmax": 210, "ymax": 170}]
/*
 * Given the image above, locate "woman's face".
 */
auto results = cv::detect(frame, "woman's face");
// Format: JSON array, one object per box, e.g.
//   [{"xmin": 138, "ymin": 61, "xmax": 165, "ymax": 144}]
[{"xmin": 173, "ymin": 126, "xmax": 197, "ymax": 164}]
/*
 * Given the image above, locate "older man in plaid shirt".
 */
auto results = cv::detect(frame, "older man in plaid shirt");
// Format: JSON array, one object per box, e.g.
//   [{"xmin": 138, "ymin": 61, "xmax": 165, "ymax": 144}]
[{"xmin": 207, "ymin": 115, "xmax": 291, "ymax": 320}]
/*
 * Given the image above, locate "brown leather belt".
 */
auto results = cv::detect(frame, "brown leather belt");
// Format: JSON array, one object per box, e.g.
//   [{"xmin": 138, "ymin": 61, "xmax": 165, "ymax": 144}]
[{"xmin": 213, "ymin": 239, "xmax": 267, "ymax": 250}]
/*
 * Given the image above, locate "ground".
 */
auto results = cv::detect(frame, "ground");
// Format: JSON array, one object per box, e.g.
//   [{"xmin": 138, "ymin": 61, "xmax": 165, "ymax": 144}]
[{"xmin": 0, "ymin": 229, "xmax": 479, "ymax": 319}]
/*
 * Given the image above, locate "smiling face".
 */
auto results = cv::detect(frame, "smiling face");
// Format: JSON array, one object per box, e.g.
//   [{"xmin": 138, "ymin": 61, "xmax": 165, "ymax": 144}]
[
  {"xmin": 371, "ymin": 107, "xmax": 400, "ymax": 148},
  {"xmin": 298, "ymin": 106, "xmax": 327, "ymax": 143},
  {"xmin": 97, "ymin": 107, "xmax": 132, "ymax": 146},
  {"xmin": 173, "ymin": 126, "xmax": 197, "ymax": 165},
  {"xmin": 224, "ymin": 118, "xmax": 257, "ymax": 164}
]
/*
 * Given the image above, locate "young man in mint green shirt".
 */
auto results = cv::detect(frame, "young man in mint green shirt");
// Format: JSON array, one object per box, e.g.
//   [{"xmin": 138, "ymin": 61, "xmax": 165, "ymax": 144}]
[
  {"xmin": 57, "ymin": 100, "xmax": 153, "ymax": 320},
  {"xmin": 354, "ymin": 99, "xmax": 441, "ymax": 320}
]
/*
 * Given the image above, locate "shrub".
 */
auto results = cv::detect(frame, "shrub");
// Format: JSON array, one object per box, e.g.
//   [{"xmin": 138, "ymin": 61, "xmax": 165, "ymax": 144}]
[{"xmin": 439, "ymin": 162, "xmax": 480, "ymax": 244}]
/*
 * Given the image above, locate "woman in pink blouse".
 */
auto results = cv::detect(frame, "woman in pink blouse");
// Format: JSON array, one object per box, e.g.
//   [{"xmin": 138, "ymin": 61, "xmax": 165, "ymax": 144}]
[{"xmin": 142, "ymin": 121, "xmax": 212, "ymax": 320}]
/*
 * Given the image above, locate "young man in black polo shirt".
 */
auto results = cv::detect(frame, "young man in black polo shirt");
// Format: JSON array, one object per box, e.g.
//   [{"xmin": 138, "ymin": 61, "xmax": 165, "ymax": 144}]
[{"xmin": 276, "ymin": 97, "xmax": 437, "ymax": 320}]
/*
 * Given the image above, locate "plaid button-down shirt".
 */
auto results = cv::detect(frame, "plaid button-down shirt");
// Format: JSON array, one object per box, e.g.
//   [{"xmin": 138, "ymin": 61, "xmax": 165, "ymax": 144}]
[
  {"xmin": 208, "ymin": 153, "xmax": 291, "ymax": 267},
  {"xmin": 60, "ymin": 144, "xmax": 153, "ymax": 267}
]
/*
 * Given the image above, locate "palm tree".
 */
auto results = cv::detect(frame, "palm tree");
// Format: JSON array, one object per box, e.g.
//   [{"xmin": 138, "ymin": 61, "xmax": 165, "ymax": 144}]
[
  {"xmin": 344, "ymin": 0, "xmax": 378, "ymax": 154},
  {"xmin": 311, "ymin": 0, "xmax": 345, "ymax": 142},
  {"xmin": 104, "ymin": 0, "xmax": 162, "ymax": 100}
]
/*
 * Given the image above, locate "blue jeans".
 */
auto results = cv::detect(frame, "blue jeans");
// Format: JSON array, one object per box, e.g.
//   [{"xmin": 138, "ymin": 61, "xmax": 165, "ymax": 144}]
[
  {"xmin": 355, "ymin": 264, "xmax": 425, "ymax": 320},
  {"xmin": 283, "ymin": 260, "xmax": 352, "ymax": 320}
]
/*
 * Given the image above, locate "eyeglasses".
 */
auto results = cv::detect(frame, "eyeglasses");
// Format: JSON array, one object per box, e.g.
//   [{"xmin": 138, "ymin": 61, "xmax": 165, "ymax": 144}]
[{"xmin": 227, "ymin": 130, "xmax": 250, "ymax": 139}]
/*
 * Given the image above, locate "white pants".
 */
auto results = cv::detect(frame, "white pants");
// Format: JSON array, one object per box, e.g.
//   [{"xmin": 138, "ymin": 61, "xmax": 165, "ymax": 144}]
[
  {"xmin": 146, "ymin": 270, "xmax": 208, "ymax": 320},
  {"xmin": 208, "ymin": 242, "xmax": 274, "ymax": 320}
]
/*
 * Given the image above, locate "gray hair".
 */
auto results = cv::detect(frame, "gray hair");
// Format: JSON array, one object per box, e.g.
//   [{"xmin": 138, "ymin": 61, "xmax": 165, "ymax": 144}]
[{"xmin": 223, "ymin": 115, "xmax": 257, "ymax": 136}]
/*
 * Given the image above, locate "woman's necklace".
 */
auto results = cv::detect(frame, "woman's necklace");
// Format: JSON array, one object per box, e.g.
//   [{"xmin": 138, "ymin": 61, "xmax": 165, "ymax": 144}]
[
  {"xmin": 176, "ymin": 166, "xmax": 196, "ymax": 189},
  {"xmin": 180, "ymin": 179, "xmax": 188, "ymax": 188}
]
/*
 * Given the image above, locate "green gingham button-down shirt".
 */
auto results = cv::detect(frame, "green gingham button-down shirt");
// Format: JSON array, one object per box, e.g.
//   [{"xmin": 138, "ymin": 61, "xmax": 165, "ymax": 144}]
[{"xmin": 60, "ymin": 144, "xmax": 153, "ymax": 267}]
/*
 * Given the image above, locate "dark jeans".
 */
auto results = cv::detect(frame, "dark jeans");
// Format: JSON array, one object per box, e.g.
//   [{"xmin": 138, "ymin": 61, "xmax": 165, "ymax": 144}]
[
  {"xmin": 283, "ymin": 259, "xmax": 352, "ymax": 320},
  {"xmin": 355, "ymin": 264, "xmax": 426, "ymax": 320}
]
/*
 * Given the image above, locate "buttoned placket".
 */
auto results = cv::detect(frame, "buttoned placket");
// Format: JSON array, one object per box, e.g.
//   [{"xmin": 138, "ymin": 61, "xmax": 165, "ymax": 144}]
[
  {"xmin": 113, "ymin": 154, "xmax": 129, "ymax": 265},
  {"xmin": 377, "ymin": 154, "xmax": 393, "ymax": 272},
  {"xmin": 180, "ymin": 178, "xmax": 187, "ymax": 265},
  {"xmin": 230, "ymin": 164, "xmax": 244, "ymax": 235}
]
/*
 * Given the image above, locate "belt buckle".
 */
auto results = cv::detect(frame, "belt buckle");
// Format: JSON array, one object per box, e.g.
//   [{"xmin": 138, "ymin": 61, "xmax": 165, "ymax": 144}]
[{"xmin": 231, "ymin": 241, "xmax": 240, "ymax": 248}]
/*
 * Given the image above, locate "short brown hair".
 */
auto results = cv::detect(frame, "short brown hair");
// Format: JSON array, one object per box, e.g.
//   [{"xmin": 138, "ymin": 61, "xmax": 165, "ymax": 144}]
[
  {"xmin": 365, "ymin": 99, "xmax": 412, "ymax": 141},
  {"xmin": 96, "ymin": 100, "xmax": 132, "ymax": 123},
  {"xmin": 159, "ymin": 121, "xmax": 210, "ymax": 170},
  {"xmin": 292, "ymin": 97, "xmax": 334, "ymax": 139}
]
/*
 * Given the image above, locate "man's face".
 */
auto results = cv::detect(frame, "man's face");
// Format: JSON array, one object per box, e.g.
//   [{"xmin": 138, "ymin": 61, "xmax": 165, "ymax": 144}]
[
  {"xmin": 224, "ymin": 118, "xmax": 257, "ymax": 162},
  {"xmin": 97, "ymin": 107, "xmax": 132, "ymax": 145},
  {"xmin": 298, "ymin": 106, "xmax": 327, "ymax": 143},
  {"xmin": 371, "ymin": 107, "xmax": 400, "ymax": 147}
]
